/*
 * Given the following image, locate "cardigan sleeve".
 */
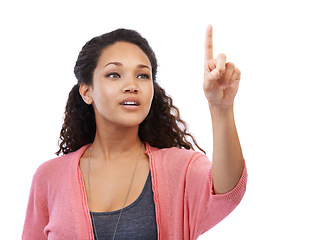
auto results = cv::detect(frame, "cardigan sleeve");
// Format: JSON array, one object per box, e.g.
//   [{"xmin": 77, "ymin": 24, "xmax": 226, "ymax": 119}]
[
  {"xmin": 22, "ymin": 174, "xmax": 49, "ymax": 240},
  {"xmin": 185, "ymin": 153, "xmax": 247, "ymax": 239}
]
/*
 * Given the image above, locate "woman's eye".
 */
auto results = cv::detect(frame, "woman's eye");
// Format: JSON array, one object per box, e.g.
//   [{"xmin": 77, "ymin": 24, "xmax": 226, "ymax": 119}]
[
  {"xmin": 138, "ymin": 74, "xmax": 150, "ymax": 79},
  {"xmin": 106, "ymin": 72, "xmax": 120, "ymax": 79}
]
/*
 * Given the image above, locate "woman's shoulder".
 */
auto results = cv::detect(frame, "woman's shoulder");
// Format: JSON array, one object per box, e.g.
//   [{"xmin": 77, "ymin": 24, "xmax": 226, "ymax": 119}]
[
  {"xmin": 33, "ymin": 145, "xmax": 89, "ymax": 183},
  {"xmin": 147, "ymin": 144, "xmax": 209, "ymax": 165}
]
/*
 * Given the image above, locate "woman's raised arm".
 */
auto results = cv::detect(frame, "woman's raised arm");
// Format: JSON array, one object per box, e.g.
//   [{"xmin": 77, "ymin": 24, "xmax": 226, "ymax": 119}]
[{"xmin": 203, "ymin": 25, "xmax": 245, "ymax": 194}]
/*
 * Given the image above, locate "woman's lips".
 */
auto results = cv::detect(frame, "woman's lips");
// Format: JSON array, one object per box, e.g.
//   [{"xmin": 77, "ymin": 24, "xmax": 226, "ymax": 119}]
[{"xmin": 120, "ymin": 97, "xmax": 140, "ymax": 110}]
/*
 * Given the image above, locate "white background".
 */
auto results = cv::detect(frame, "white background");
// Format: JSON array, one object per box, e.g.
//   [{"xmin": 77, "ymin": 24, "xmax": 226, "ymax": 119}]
[{"xmin": 1, "ymin": 0, "xmax": 311, "ymax": 239}]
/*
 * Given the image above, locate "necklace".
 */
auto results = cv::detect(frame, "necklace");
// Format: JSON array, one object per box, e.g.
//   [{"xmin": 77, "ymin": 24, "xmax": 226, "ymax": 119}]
[{"xmin": 87, "ymin": 143, "xmax": 144, "ymax": 240}]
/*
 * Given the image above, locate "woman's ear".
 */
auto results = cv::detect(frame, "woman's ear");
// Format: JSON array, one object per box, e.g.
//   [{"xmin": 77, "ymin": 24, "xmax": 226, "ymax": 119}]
[{"xmin": 79, "ymin": 83, "xmax": 93, "ymax": 105}]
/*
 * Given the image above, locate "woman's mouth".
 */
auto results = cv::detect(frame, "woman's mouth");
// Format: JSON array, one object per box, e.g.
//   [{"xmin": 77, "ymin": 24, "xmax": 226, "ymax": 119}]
[
  {"xmin": 120, "ymin": 98, "xmax": 141, "ymax": 110},
  {"xmin": 121, "ymin": 101, "xmax": 139, "ymax": 106}
]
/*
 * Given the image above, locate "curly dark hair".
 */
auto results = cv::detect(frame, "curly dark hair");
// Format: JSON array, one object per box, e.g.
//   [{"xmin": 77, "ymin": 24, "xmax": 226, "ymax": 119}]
[{"xmin": 56, "ymin": 28, "xmax": 204, "ymax": 155}]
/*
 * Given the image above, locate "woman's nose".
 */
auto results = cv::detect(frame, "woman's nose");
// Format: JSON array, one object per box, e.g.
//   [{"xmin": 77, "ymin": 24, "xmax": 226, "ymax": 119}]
[{"xmin": 122, "ymin": 77, "xmax": 138, "ymax": 93}]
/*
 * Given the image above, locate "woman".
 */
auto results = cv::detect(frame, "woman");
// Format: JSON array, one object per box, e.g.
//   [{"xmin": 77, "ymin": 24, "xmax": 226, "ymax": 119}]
[{"xmin": 23, "ymin": 25, "xmax": 247, "ymax": 240}]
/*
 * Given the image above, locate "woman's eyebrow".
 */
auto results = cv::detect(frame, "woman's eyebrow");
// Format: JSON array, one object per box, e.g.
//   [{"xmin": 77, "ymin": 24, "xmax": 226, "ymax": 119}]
[
  {"xmin": 104, "ymin": 62, "xmax": 122, "ymax": 67},
  {"xmin": 104, "ymin": 62, "xmax": 150, "ymax": 70},
  {"xmin": 137, "ymin": 64, "xmax": 151, "ymax": 70}
]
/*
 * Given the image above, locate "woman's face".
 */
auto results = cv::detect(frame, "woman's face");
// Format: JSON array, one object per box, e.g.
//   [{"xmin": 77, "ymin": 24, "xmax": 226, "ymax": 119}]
[{"xmin": 86, "ymin": 41, "xmax": 154, "ymax": 129}]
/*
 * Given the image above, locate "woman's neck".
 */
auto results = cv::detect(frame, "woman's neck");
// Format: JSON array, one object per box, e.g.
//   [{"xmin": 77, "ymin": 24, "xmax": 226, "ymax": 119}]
[{"xmin": 90, "ymin": 125, "xmax": 143, "ymax": 163}]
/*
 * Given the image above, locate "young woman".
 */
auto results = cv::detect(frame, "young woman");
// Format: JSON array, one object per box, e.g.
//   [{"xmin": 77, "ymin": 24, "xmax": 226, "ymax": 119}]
[{"xmin": 23, "ymin": 25, "xmax": 247, "ymax": 240}]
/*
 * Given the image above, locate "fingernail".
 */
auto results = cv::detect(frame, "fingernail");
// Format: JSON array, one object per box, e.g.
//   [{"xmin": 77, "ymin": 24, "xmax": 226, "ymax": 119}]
[{"xmin": 212, "ymin": 70, "xmax": 218, "ymax": 77}]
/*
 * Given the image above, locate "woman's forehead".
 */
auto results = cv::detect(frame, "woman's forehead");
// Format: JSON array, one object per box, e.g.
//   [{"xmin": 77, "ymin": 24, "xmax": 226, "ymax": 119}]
[{"xmin": 97, "ymin": 41, "xmax": 151, "ymax": 68}]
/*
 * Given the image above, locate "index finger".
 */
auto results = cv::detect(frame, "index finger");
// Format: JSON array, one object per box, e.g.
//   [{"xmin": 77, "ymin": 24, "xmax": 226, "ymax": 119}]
[{"xmin": 205, "ymin": 24, "xmax": 213, "ymax": 61}]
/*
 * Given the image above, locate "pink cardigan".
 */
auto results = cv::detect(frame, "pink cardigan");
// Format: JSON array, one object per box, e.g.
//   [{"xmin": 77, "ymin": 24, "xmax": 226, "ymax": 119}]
[{"xmin": 23, "ymin": 143, "xmax": 247, "ymax": 239}]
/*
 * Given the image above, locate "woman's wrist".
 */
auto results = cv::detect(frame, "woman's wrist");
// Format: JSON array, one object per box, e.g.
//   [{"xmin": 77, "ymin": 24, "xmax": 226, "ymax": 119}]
[{"xmin": 209, "ymin": 103, "xmax": 234, "ymax": 121}]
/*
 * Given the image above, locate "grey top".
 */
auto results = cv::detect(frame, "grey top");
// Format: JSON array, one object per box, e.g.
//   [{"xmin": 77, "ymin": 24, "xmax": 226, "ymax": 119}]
[{"xmin": 90, "ymin": 171, "xmax": 158, "ymax": 240}]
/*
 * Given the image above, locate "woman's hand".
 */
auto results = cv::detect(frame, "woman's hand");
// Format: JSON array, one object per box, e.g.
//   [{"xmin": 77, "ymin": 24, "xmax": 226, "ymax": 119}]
[{"xmin": 203, "ymin": 25, "xmax": 241, "ymax": 110}]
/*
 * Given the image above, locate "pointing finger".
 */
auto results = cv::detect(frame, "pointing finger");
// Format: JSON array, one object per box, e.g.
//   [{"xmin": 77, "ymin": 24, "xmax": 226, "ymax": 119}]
[{"xmin": 205, "ymin": 24, "xmax": 213, "ymax": 61}]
